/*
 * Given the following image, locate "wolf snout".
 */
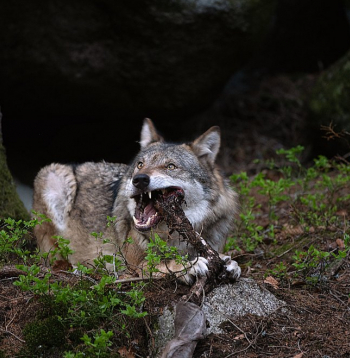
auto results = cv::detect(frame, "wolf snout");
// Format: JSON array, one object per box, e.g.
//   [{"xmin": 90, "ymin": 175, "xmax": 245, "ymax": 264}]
[{"xmin": 132, "ymin": 173, "xmax": 150, "ymax": 190}]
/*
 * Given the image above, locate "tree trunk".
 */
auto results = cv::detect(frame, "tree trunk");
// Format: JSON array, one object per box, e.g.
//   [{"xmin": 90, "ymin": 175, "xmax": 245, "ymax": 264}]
[{"xmin": 0, "ymin": 111, "xmax": 30, "ymax": 220}]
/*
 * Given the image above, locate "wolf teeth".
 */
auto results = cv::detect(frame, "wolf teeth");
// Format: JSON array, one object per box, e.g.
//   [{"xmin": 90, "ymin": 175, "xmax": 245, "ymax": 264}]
[
  {"xmin": 133, "ymin": 213, "xmax": 158, "ymax": 228},
  {"xmin": 161, "ymin": 189, "xmax": 166, "ymax": 194},
  {"xmin": 148, "ymin": 191, "xmax": 152, "ymax": 199}
]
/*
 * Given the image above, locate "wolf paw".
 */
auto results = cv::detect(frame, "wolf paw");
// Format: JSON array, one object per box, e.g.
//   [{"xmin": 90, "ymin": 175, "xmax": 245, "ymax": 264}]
[
  {"xmin": 180, "ymin": 256, "xmax": 209, "ymax": 285},
  {"xmin": 220, "ymin": 255, "xmax": 241, "ymax": 281}
]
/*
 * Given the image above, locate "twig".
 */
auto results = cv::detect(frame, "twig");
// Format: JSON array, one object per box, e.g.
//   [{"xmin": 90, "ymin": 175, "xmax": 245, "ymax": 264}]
[
  {"xmin": 0, "ymin": 277, "xmax": 21, "ymax": 282},
  {"xmin": 0, "ymin": 327, "xmax": 25, "ymax": 343},
  {"xmin": 5, "ymin": 311, "xmax": 18, "ymax": 330},
  {"xmin": 55, "ymin": 270, "xmax": 98, "ymax": 284},
  {"xmin": 143, "ymin": 316, "xmax": 154, "ymax": 349},
  {"xmin": 114, "ymin": 276, "xmax": 163, "ymax": 284},
  {"xmin": 227, "ymin": 319, "xmax": 252, "ymax": 345},
  {"xmin": 277, "ymin": 246, "xmax": 295, "ymax": 258},
  {"xmin": 329, "ymin": 289, "xmax": 348, "ymax": 306},
  {"xmin": 0, "ymin": 266, "xmax": 27, "ymax": 279}
]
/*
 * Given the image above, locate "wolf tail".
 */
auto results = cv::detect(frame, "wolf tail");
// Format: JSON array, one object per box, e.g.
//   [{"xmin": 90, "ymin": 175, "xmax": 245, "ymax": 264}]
[{"xmin": 33, "ymin": 163, "xmax": 77, "ymax": 232}]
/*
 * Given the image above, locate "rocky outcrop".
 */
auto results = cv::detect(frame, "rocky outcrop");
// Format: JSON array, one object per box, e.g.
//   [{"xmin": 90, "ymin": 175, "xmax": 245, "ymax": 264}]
[{"xmin": 0, "ymin": 0, "xmax": 276, "ymax": 119}]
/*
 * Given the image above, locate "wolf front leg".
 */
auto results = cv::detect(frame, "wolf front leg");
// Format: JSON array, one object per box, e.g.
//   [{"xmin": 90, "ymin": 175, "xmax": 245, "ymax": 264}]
[{"xmin": 135, "ymin": 257, "xmax": 209, "ymax": 285}]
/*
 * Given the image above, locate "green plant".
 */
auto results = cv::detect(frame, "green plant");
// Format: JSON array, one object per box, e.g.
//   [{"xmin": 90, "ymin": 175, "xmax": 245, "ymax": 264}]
[
  {"xmin": 90, "ymin": 229, "xmax": 128, "ymax": 275},
  {"xmin": 267, "ymin": 262, "xmax": 288, "ymax": 279},
  {"xmin": 0, "ymin": 214, "xmax": 151, "ymax": 356},
  {"xmin": 291, "ymin": 232, "xmax": 350, "ymax": 285},
  {"xmin": 229, "ymin": 146, "xmax": 350, "ymax": 258},
  {"xmin": 145, "ymin": 233, "xmax": 189, "ymax": 277},
  {"xmin": 276, "ymin": 145, "xmax": 304, "ymax": 168},
  {"xmin": 14, "ymin": 263, "xmax": 52, "ymax": 294},
  {"xmin": 0, "ymin": 215, "xmax": 49, "ymax": 263},
  {"xmin": 252, "ymin": 174, "xmax": 294, "ymax": 220},
  {"xmin": 64, "ymin": 329, "xmax": 114, "ymax": 358},
  {"xmin": 224, "ymin": 236, "xmax": 242, "ymax": 253},
  {"xmin": 50, "ymin": 236, "xmax": 74, "ymax": 262},
  {"xmin": 229, "ymin": 172, "xmax": 263, "ymax": 252}
]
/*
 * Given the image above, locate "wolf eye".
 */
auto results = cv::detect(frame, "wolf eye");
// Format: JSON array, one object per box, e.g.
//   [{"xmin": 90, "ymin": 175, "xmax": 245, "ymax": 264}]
[
  {"xmin": 167, "ymin": 163, "xmax": 176, "ymax": 170},
  {"xmin": 137, "ymin": 162, "xmax": 144, "ymax": 169}
]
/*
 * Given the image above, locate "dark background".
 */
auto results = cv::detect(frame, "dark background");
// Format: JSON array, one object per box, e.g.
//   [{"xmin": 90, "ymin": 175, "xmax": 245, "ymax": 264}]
[{"xmin": 1, "ymin": 0, "xmax": 350, "ymax": 186}]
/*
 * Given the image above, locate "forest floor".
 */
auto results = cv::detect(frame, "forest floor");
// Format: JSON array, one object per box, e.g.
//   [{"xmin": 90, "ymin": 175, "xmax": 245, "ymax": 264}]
[
  {"xmin": 0, "ymin": 74, "xmax": 349, "ymax": 357},
  {"xmin": 1, "ymin": 187, "xmax": 349, "ymax": 358}
]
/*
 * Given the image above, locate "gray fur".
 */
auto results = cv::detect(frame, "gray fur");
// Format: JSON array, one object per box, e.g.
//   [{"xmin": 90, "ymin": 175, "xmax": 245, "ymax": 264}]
[{"xmin": 33, "ymin": 119, "xmax": 240, "ymax": 283}]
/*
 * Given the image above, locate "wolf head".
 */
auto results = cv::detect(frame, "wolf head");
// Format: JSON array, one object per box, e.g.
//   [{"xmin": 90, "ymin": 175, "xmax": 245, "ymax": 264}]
[{"xmin": 124, "ymin": 118, "xmax": 235, "ymax": 239}]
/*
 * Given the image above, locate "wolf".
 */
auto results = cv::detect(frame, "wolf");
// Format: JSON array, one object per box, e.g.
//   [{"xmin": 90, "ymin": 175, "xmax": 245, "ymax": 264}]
[{"xmin": 33, "ymin": 119, "xmax": 241, "ymax": 284}]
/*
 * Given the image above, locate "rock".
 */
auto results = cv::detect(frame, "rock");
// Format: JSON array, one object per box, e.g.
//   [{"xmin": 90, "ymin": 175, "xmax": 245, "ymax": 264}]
[
  {"xmin": 202, "ymin": 278, "xmax": 286, "ymax": 334},
  {"xmin": 0, "ymin": 112, "xmax": 30, "ymax": 220},
  {"xmin": 252, "ymin": 0, "xmax": 350, "ymax": 72},
  {"xmin": 0, "ymin": 0, "xmax": 276, "ymax": 119},
  {"xmin": 155, "ymin": 305, "xmax": 176, "ymax": 354},
  {"xmin": 153, "ymin": 278, "xmax": 286, "ymax": 356}
]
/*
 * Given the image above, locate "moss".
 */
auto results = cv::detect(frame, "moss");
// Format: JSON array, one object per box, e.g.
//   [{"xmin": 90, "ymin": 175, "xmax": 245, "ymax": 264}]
[
  {"xmin": 0, "ymin": 119, "xmax": 29, "ymax": 220},
  {"xmin": 309, "ymin": 49, "xmax": 350, "ymax": 132},
  {"xmin": 23, "ymin": 316, "xmax": 66, "ymax": 354}
]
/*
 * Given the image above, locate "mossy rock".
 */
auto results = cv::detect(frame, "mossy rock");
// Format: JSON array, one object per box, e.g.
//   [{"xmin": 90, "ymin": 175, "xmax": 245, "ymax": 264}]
[
  {"xmin": 309, "ymin": 49, "xmax": 350, "ymax": 133},
  {"xmin": 0, "ymin": 117, "xmax": 29, "ymax": 220}
]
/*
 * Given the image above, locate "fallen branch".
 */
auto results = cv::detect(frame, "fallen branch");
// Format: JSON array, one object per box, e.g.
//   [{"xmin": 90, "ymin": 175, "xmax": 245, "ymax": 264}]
[
  {"xmin": 153, "ymin": 190, "xmax": 229, "ymax": 302},
  {"xmin": 0, "ymin": 266, "xmax": 27, "ymax": 279}
]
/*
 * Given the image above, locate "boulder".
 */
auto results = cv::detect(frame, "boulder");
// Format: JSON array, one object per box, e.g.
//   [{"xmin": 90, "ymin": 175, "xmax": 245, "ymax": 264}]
[
  {"xmin": 252, "ymin": 0, "xmax": 350, "ymax": 73},
  {"xmin": 0, "ymin": 0, "xmax": 276, "ymax": 119}
]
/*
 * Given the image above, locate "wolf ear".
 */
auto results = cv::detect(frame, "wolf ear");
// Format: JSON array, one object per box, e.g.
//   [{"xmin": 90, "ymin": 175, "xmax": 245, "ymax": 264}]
[
  {"xmin": 140, "ymin": 118, "xmax": 164, "ymax": 149},
  {"xmin": 191, "ymin": 127, "xmax": 221, "ymax": 165}
]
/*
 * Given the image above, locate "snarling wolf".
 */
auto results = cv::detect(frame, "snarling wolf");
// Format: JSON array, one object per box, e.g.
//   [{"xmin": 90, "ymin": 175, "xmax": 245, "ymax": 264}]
[{"xmin": 33, "ymin": 119, "xmax": 241, "ymax": 284}]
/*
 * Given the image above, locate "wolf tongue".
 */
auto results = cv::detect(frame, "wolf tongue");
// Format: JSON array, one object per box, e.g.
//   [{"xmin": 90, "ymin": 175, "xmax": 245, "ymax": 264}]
[{"xmin": 144, "ymin": 202, "xmax": 156, "ymax": 217}]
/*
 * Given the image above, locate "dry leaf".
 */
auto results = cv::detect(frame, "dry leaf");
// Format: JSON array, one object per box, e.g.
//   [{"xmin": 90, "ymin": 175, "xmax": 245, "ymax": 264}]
[
  {"xmin": 336, "ymin": 238, "xmax": 345, "ymax": 249},
  {"xmin": 291, "ymin": 279, "xmax": 306, "ymax": 287},
  {"xmin": 118, "ymin": 346, "xmax": 135, "ymax": 358},
  {"xmin": 336, "ymin": 209, "xmax": 347, "ymax": 216},
  {"xmin": 52, "ymin": 259, "xmax": 73, "ymax": 272},
  {"xmin": 233, "ymin": 334, "xmax": 245, "ymax": 341},
  {"xmin": 264, "ymin": 276, "xmax": 279, "ymax": 289},
  {"xmin": 293, "ymin": 353, "xmax": 304, "ymax": 358},
  {"xmin": 282, "ymin": 224, "xmax": 304, "ymax": 236}
]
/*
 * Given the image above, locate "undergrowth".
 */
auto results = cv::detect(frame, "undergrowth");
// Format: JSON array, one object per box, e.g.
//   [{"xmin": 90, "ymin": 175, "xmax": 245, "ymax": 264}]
[
  {"xmin": 228, "ymin": 146, "xmax": 350, "ymax": 289},
  {"xmin": 0, "ymin": 217, "xmax": 187, "ymax": 357}
]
